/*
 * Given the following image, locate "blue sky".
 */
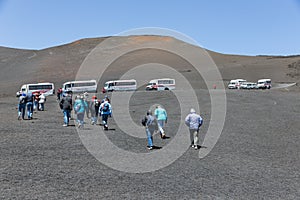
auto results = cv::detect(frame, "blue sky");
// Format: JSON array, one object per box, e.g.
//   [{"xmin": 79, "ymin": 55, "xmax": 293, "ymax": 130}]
[{"xmin": 0, "ymin": 0, "xmax": 299, "ymax": 55}]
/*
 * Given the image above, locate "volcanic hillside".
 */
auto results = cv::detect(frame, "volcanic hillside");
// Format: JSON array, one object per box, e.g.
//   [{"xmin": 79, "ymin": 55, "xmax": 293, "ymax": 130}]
[{"xmin": 0, "ymin": 36, "xmax": 299, "ymax": 95}]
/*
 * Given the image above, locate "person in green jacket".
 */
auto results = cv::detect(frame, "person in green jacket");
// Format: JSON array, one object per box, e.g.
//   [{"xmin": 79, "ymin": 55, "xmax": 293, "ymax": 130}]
[
  {"xmin": 74, "ymin": 95, "xmax": 88, "ymax": 128},
  {"xmin": 154, "ymin": 105, "xmax": 168, "ymax": 139}
]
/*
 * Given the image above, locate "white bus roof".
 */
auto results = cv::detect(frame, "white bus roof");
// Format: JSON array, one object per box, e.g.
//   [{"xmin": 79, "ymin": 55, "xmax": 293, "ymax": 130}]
[
  {"xmin": 234, "ymin": 79, "xmax": 246, "ymax": 81},
  {"xmin": 258, "ymin": 79, "xmax": 271, "ymax": 82},
  {"xmin": 105, "ymin": 79, "xmax": 136, "ymax": 83},
  {"xmin": 149, "ymin": 78, "xmax": 174, "ymax": 81},
  {"xmin": 23, "ymin": 82, "xmax": 53, "ymax": 85},
  {"xmin": 63, "ymin": 80, "xmax": 96, "ymax": 84}
]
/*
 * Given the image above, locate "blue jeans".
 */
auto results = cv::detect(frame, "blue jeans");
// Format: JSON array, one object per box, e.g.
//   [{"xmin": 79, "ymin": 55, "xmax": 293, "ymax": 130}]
[
  {"xmin": 63, "ymin": 110, "xmax": 71, "ymax": 125},
  {"xmin": 91, "ymin": 116, "xmax": 98, "ymax": 124},
  {"xmin": 39, "ymin": 103, "xmax": 44, "ymax": 111},
  {"xmin": 34, "ymin": 101, "xmax": 38, "ymax": 110},
  {"xmin": 102, "ymin": 114, "xmax": 108, "ymax": 125},
  {"xmin": 26, "ymin": 102, "xmax": 33, "ymax": 118},
  {"xmin": 146, "ymin": 127, "xmax": 153, "ymax": 147},
  {"xmin": 18, "ymin": 103, "xmax": 26, "ymax": 119},
  {"xmin": 157, "ymin": 120, "xmax": 165, "ymax": 135}
]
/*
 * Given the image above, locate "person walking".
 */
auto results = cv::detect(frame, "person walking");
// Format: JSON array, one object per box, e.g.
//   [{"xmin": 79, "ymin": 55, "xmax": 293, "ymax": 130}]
[
  {"xmin": 74, "ymin": 95, "xmax": 88, "ymax": 128},
  {"xmin": 83, "ymin": 92, "xmax": 90, "ymax": 118},
  {"xmin": 39, "ymin": 93, "xmax": 46, "ymax": 111},
  {"xmin": 185, "ymin": 108, "xmax": 203, "ymax": 150},
  {"xmin": 99, "ymin": 97, "xmax": 112, "ymax": 130},
  {"xmin": 57, "ymin": 88, "xmax": 62, "ymax": 100},
  {"xmin": 33, "ymin": 92, "xmax": 40, "ymax": 111},
  {"xmin": 154, "ymin": 105, "xmax": 168, "ymax": 139},
  {"xmin": 59, "ymin": 93, "xmax": 73, "ymax": 127},
  {"xmin": 26, "ymin": 91, "xmax": 34, "ymax": 119},
  {"xmin": 89, "ymin": 96, "xmax": 100, "ymax": 125},
  {"xmin": 17, "ymin": 92, "xmax": 27, "ymax": 120},
  {"xmin": 142, "ymin": 110, "xmax": 156, "ymax": 150}
]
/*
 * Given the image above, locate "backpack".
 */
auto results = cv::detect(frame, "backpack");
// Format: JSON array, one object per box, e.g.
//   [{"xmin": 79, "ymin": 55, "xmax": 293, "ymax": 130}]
[
  {"xmin": 19, "ymin": 96, "xmax": 26, "ymax": 104},
  {"xmin": 75, "ymin": 104, "xmax": 81, "ymax": 112},
  {"xmin": 141, "ymin": 116, "xmax": 148, "ymax": 126},
  {"xmin": 102, "ymin": 103, "xmax": 109, "ymax": 112}
]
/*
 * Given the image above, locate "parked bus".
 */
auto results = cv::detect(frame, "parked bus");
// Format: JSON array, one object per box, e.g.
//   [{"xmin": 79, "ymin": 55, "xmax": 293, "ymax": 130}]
[
  {"xmin": 257, "ymin": 79, "xmax": 271, "ymax": 89},
  {"xmin": 228, "ymin": 79, "xmax": 247, "ymax": 89},
  {"xmin": 102, "ymin": 79, "xmax": 137, "ymax": 93},
  {"xmin": 146, "ymin": 78, "xmax": 175, "ymax": 91},
  {"xmin": 62, "ymin": 80, "xmax": 97, "ymax": 93},
  {"xmin": 20, "ymin": 82, "xmax": 55, "ymax": 96}
]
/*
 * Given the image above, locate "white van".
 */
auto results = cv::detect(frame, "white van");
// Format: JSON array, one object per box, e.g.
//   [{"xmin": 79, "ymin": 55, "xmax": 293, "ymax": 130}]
[
  {"xmin": 102, "ymin": 79, "xmax": 137, "ymax": 93},
  {"xmin": 146, "ymin": 78, "xmax": 175, "ymax": 91},
  {"xmin": 257, "ymin": 79, "xmax": 271, "ymax": 89},
  {"xmin": 20, "ymin": 82, "xmax": 55, "ymax": 96},
  {"xmin": 62, "ymin": 80, "xmax": 97, "ymax": 93},
  {"xmin": 228, "ymin": 79, "xmax": 247, "ymax": 89}
]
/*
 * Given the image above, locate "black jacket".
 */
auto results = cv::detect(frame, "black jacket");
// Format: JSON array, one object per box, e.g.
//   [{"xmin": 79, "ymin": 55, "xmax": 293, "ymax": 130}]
[{"xmin": 60, "ymin": 96, "xmax": 72, "ymax": 110}]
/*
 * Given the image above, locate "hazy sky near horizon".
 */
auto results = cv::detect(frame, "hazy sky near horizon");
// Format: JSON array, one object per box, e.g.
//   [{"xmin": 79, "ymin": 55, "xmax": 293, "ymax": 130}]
[{"xmin": 0, "ymin": 0, "xmax": 299, "ymax": 55}]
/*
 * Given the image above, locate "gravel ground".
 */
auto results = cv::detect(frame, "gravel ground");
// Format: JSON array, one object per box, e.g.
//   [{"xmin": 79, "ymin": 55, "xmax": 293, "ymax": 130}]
[{"xmin": 0, "ymin": 88, "xmax": 299, "ymax": 199}]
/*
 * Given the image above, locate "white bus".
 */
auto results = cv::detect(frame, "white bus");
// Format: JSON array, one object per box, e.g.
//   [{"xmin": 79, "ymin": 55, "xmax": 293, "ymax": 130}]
[
  {"xmin": 257, "ymin": 79, "xmax": 271, "ymax": 89},
  {"xmin": 146, "ymin": 78, "xmax": 175, "ymax": 91},
  {"xmin": 20, "ymin": 82, "xmax": 55, "ymax": 96},
  {"xmin": 102, "ymin": 79, "xmax": 137, "ymax": 93},
  {"xmin": 228, "ymin": 79, "xmax": 247, "ymax": 89},
  {"xmin": 62, "ymin": 80, "xmax": 97, "ymax": 93}
]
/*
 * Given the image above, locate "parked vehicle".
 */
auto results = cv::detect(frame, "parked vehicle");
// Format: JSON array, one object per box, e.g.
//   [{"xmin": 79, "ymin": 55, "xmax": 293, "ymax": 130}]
[
  {"xmin": 62, "ymin": 80, "xmax": 97, "ymax": 93},
  {"xmin": 257, "ymin": 79, "xmax": 271, "ymax": 89},
  {"xmin": 240, "ymin": 82, "xmax": 257, "ymax": 89},
  {"xmin": 145, "ymin": 78, "xmax": 175, "ymax": 91},
  {"xmin": 20, "ymin": 82, "xmax": 55, "ymax": 96},
  {"xmin": 102, "ymin": 79, "xmax": 137, "ymax": 93},
  {"xmin": 228, "ymin": 79, "xmax": 247, "ymax": 89}
]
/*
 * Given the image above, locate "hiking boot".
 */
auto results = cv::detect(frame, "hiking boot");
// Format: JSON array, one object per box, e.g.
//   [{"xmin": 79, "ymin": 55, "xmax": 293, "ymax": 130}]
[
  {"xmin": 161, "ymin": 134, "xmax": 166, "ymax": 139},
  {"xmin": 104, "ymin": 125, "xmax": 108, "ymax": 130}
]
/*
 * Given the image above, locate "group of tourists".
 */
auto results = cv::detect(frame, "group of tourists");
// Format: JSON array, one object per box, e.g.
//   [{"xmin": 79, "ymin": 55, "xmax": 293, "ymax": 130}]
[
  {"xmin": 59, "ymin": 91, "xmax": 112, "ymax": 130},
  {"xmin": 142, "ymin": 106, "xmax": 203, "ymax": 150},
  {"xmin": 17, "ymin": 89, "xmax": 204, "ymax": 151},
  {"xmin": 16, "ymin": 91, "xmax": 46, "ymax": 120}
]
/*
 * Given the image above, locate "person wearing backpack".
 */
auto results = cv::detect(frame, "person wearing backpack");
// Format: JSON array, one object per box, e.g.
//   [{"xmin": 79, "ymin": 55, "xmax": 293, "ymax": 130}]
[
  {"xmin": 99, "ymin": 99, "xmax": 112, "ymax": 130},
  {"xmin": 142, "ymin": 110, "xmax": 156, "ymax": 150},
  {"xmin": 26, "ymin": 91, "xmax": 34, "ymax": 120},
  {"xmin": 17, "ymin": 93, "xmax": 27, "ymax": 120},
  {"xmin": 60, "ymin": 93, "xmax": 73, "ymax": 127},
  {"xmin": 89, "ymin": 96, "xmax": 100, "ymax": 125},
  {"xmin": 185, "ymin": 108, "xmax": 203, "ymax": 150},
  {"xmin": 74, "ymin": 95, "xmax": 88, "ymax": 128}
]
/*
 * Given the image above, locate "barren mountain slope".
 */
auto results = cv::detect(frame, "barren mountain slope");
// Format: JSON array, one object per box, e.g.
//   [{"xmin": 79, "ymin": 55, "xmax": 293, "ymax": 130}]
[{"xmin": 1, "ymin": 36, "xmax": 299, "ymax": 96}]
